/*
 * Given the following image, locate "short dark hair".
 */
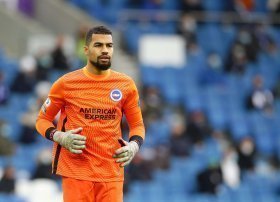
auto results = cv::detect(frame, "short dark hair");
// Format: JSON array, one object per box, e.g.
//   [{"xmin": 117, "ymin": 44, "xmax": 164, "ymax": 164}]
[{"xmin": 85, "ymin": 26, "xmax": 112, "ymax": 45}]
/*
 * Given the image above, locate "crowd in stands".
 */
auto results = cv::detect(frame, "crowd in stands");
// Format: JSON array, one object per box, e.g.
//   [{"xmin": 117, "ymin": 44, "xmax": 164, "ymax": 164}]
[{"xmin": 0, "ymin": 32, "xmax": 76, "ymax": 199}]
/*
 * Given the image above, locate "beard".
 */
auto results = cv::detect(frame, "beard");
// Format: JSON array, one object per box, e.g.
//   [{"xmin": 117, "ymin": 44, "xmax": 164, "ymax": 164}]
[{"xmin": 90, "ymin": 57, "xmax": 111, "ymax": 71}]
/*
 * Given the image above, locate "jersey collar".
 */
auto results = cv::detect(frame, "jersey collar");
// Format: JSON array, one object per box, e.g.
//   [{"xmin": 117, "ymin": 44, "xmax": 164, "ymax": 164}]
[{"xmin": 83, "ymin": 67, "xmax": 111, "ymax": 80}]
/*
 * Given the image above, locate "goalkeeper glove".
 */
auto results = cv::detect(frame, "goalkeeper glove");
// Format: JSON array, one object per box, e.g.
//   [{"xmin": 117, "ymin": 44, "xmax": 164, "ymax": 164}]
[
  {"xmin": 53, "ymin": 127, "xmax": 86, "ymax": 154},
  {"xmin": 113, "ymin": 138, "xmax": 139, "ymax": 167}
]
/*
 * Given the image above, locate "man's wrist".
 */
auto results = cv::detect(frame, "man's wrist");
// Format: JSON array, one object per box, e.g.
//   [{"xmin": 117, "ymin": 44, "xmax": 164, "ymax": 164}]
[
  {"xmin": 129, "ymin": 135, "xmax": 143, "ymax": 148},
  {"xmin": 45, "ymin": 127, "xmax": 57, "ymax": 141},
  {"xmin": 51, "ymin": 130, "xmax": 60, "ymax": 142}
]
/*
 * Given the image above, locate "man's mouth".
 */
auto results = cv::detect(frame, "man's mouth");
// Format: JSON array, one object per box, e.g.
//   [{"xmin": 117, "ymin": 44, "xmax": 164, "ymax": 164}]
[
  {"xmin": 99, "ymin": 56, "xmax": 110, "ymax": 59},
  {"xmin": 99, "ymin": 56, "xmax": 110, "ymax": 62}
]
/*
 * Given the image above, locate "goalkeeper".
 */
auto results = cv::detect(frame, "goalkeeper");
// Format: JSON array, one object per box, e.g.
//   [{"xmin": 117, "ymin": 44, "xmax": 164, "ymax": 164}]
[{"xmin": 36, "ymin": 26, "xmax": 145, "ymax": 202}]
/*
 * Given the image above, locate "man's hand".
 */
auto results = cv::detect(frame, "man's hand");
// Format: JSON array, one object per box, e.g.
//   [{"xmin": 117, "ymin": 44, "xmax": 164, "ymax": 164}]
[
  {"xmin": 53, "ymin": 127, "xmax": 86, "ymax": 154},
  {"xmin": 113, "ymin": 138, "xmax": 139, "ymax": 167}
]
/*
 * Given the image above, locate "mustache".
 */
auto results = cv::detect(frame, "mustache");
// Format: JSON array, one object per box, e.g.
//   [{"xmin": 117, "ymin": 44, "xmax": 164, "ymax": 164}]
[{"xmin": 98, "ymin": 55, "xmax": 111, "ymax": 59}]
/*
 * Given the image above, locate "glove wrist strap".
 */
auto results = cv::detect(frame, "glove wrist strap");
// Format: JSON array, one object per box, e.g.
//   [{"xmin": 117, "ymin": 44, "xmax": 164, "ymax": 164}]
[{"xmin": 45, "ymin": 127, "xmax": 57, "ymax": 141}]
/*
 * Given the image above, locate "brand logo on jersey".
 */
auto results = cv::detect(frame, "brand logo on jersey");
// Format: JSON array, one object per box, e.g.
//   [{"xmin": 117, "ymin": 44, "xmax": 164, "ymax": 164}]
[
  {"xmin": 80, "ymin": 108, "xmax": 117, "ymax": 120},
  {"xmin": 41, "ymin": 98, "xmax": 51, "ymax": 114},
  {"xmin": 110, "ymin": 89, "xmax": 122, "ymax": 102},
  {"xmin": 45, "ymin": 98, "xmax": 51, "ymax": 107}
]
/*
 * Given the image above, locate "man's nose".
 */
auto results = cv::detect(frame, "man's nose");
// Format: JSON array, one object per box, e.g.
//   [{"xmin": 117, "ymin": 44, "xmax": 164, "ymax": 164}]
[{"xmin": 101, "ymin": 46, "xmax": 108, "ymax": 54}]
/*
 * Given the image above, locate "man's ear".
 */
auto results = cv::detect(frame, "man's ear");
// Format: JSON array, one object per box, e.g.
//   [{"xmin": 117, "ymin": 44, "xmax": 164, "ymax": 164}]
[{"xmin": 84, "ymin": 45, "xmax": 89, "ymax": 55}]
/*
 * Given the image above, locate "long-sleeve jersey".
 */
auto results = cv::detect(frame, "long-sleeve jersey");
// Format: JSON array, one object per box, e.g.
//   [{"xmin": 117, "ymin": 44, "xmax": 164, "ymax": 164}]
[{"xmin": 36, "ymin": 67, "xmax": 145, "ymax": 182}]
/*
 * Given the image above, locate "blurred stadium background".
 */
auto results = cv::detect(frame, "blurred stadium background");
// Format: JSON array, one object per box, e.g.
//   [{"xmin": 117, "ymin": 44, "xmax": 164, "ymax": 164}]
[{"xmin": 1, "ymin": 0, "xmax": 280, "ymax": 201}]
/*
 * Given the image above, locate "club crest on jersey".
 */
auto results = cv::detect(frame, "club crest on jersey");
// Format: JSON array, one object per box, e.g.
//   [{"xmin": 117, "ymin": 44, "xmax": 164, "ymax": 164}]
[{"xmin": 110, "ymin": 89, "xmax": 122, "ymax": 102}]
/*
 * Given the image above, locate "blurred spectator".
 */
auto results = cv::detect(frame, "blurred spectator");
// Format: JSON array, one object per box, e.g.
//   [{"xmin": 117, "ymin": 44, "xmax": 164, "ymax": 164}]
[
  {"xmin": 0, "ymin": 120, "xmax": 15, "ymax": 156},
  {"xmin": 273, "ymin": 74, "xmax": 280, "ymax": 99},
  {"xmin": 225, "ymin": 44, "xmax": 248, "ymax": 74},
  {"xmin": 35, "ymin": 50, "xmax": 52, "ymax": 81},
  {"xmin": 154, "ymin": 144, "xmax": 171, "ymax": 169},
  {"xmin": 269, "ymin": 40, "xmax": 280, "ymax": 58},
  {"xmin": 127, "ymin": 153, "xmax": 154, "ymax": 181},
  {"xmin": 254, "ymin": 23, "xmax": 274, "ymax": 51},
  {"xmin": 0, "ymin": 72, "xmax": 9, "ymax": 105},
  {"xmin": 258, "ymin": 44, "xmax": 280, "ymax": 91},
  {"xmin": 245, "ymin": 74, "xmax": 274, "ymax": 111},
  {"xmin": 142, "ymin": 86, "xmax": 164, "ymax": 124},
  {"xmin": 124, "ymin": 152, "xmax": 155, "ymax": 193},
  {"xmin": 177, "ymin": 14, "xmax": 197, "ymax": 44},
  {"xmin": 237, "ymin": 137, "xmax": 256, "ymax": 172},
  {"xmin": 75, "ymin": 25, "xmax": 88, "ymax": 66},
  {"xmin": 144, "ymin": 119, "xmax": 171, "ymax": 170},
  {"xmin": 51, "ymin": 35, "xmax": 70, "ymax": 70},
  {"xmin": 221, "ymin": 146, "xmax": 240, "ymax": 188},
  {"xmin": 170, "ymin": 113, "xmax": 190, "ymax": 157},
  {"xmin": 129, "ymin": 146, "xmax": 158, "ymax": 182},
  {"xmin": 186, "ymin": 40, "xmax": 206, "ymax": 65},
  {"xmin": 19, "ymin": 81, "xmax": 51, "ymax": 144},
  {"xmin": 32, "ymin": 148, "xmax": 58, "ymax": 180},
  {"xmin": 11, "ymin": 55, "xmax": 37, "ymax": 93},
  {"xmin": 197, "ymin": 162, "xmax": 222, "ymax": 194},
  {"xmin": 236, "ymin": 27, "xmax": 259, "ymax": 62},
  {"xmin": 211, "ymin": 130, "xmax": 231, "ymax": 150},
  {"xmin": 225, "ymin": 26, "xmax": 259, "ymax": 72},
  {"xmin": 186, "ymin": 110, "xmax": 213, "ymax": 145},
  {"xmin": 141, "ymin": 104, "xmax": 176, "ymax": 170},
  {"xmin": 267, "ymin": 0, "xmax": 280, "ymax": 13},
  {"xmin": 120, "ymin": 117, "xmax": 154, "ymax": 182},
  {"xmin": 199, "ymin": 52, "xmax": 226, "ymax": 86},
  {"xmin": 180, "ymin": 0, "xmax": 203, "ymax": 12},
  {"xmin": 0, "ymin": 165, "xmax": 16, "ymax": 194}
]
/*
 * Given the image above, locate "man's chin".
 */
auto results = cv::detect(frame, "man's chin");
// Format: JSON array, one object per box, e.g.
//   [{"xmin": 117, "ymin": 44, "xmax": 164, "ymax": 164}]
[
  {"xmin": 99, "ymin": 65, "xmax": 111, "ymax": 71},
  {"xmin": 98, "ymin": 62, "xmax": 111, "ymax": 70},
  {"xmin": 90, "ymin": 61, "xmax": 111, "ymax": 70}
]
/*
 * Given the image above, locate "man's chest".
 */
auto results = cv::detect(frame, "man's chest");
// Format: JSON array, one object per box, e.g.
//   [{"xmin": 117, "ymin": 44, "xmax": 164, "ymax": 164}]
[{"xmin": 64, "ymin": 81, "xmax": 128, "ymax": 117}]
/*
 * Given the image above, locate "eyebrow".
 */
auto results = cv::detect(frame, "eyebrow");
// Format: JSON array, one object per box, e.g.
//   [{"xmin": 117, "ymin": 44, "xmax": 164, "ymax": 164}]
[{"xmin": 93, "ymin": 42, "xmax": 113, "ymax": 45}]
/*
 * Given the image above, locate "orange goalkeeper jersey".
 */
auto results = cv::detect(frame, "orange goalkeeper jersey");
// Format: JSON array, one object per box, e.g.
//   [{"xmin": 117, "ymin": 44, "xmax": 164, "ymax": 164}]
[{"xmin": 36, "ymin": 67, "xmax": 145, "ymax": 182}]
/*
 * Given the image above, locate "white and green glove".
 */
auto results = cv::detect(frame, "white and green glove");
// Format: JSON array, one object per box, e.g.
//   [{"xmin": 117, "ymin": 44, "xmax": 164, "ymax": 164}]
[
  {"xmin": 113, "ymin": 139, "xmax": 139, "ymax": 167},
  {"xmin": 53, "ymin": 127, "xmax": 86, "ymax": 154}
]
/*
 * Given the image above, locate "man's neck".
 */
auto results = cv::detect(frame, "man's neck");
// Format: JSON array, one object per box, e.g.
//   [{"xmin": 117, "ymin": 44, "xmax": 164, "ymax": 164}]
[{"xmin": 85, "ymin": 64, "xmax": 108, "ymax": 75}]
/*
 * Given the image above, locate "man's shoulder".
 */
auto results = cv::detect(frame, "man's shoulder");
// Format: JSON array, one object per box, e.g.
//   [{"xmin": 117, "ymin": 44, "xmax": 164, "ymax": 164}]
[
  {"xmin": 62, "ymin": 68, "xmax": 84, "ymax": 81},
  {"xmin": 111, "ymin": 70, "xmax": 134, "ymax": 82}
]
